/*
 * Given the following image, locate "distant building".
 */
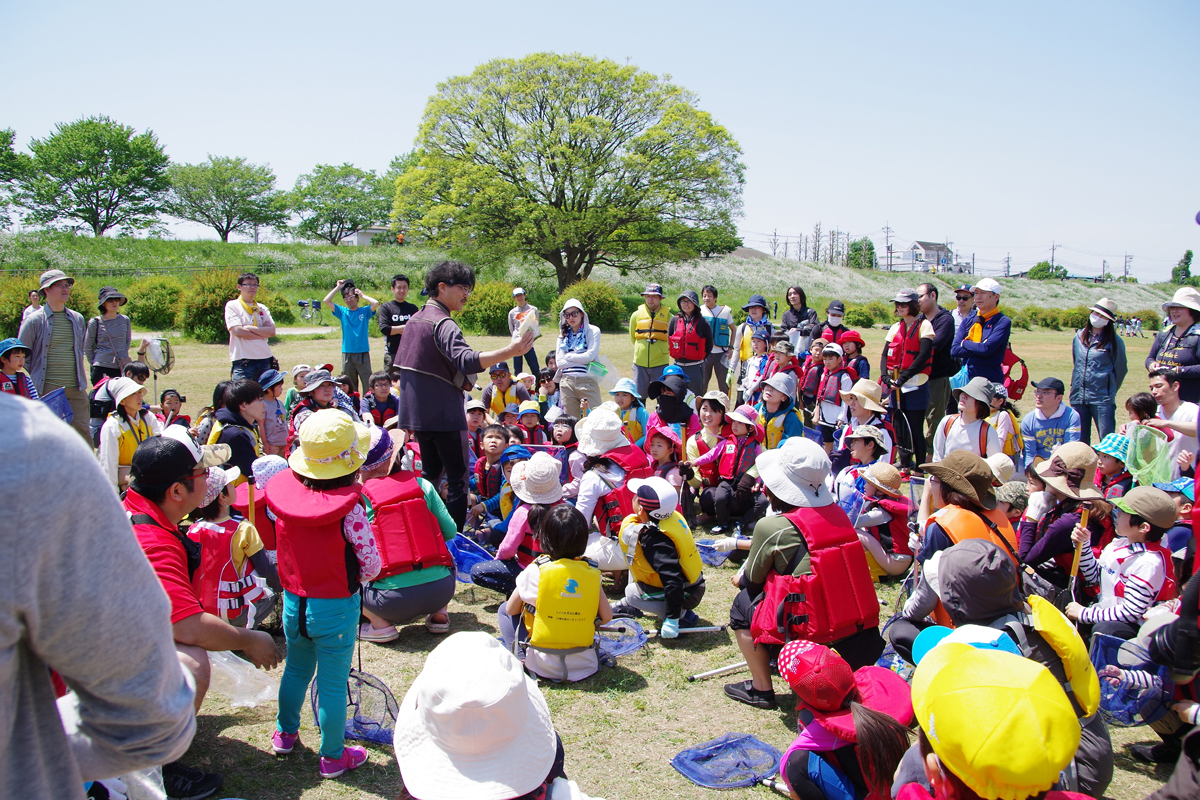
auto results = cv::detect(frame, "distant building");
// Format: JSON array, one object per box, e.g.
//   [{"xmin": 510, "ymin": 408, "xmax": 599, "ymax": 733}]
[
  {"xmin": 907, "ymin": 241, "xmax": 954, "ymax": 271},
  {"xmin": 338, "ymin": 226, "xmax": 393, "ymax": 246}
]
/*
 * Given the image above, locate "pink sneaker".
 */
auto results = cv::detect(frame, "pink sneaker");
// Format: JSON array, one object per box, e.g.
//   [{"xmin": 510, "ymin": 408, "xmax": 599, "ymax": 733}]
[
  {"xmin": 271, "ymin": 729, "xmax": 299, "ymax": 754},
  {"xmin": 319, "ymin": 745, "xmax": 367, "ymax": 778}
]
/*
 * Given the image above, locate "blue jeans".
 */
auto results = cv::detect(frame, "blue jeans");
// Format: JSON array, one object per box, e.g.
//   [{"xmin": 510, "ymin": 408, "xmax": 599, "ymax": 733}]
[
  {"xmin": 513, "ymin": 347, "xmax": 539, "ymax": 377},
  {"xmin": 231, "ymin": 357, "xmax": 274, "ymax": 383},
  {"xmin": 1077, "ymin": 402, "xmax": 1116, "ymax": 445},
  {"xmin": 277, "ymin": 591, "xmax": 359, "ymax": 758}
]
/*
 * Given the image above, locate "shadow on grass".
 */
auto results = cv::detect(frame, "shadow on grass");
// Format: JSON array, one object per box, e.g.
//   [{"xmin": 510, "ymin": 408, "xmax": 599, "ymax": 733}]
[{"xmin": 539, "ymin": 662, "xmax": 650, "ymax": 693}]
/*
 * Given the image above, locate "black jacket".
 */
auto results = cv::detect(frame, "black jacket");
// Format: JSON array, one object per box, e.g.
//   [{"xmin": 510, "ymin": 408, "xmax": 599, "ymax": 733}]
[
  {"xmin": 215, "ymin": 407, "xmax": 260, "ymax": 479},
  {"xmin": 926, "ymin": 306, "xmax": 958, "ymax": 379}
]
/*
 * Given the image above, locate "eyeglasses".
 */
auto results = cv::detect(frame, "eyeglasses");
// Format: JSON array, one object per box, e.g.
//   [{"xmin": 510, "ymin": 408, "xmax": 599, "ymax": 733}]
[
  {"xmin": 955, "ymin": 295, "xmax": 972, "ymax": 301},
  {"xmin": 239, "ymin": 282, "xmax": 259, "ymax": 288},
  {"xmin": 564, "ymin": 310, "xmax": 582, "ymax": 318}
]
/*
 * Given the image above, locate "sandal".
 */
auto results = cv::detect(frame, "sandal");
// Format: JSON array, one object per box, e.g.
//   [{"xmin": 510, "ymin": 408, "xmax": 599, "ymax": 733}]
[{"xmin": 424, "ymin": 613, "xmax": 450, "ymax": 634}]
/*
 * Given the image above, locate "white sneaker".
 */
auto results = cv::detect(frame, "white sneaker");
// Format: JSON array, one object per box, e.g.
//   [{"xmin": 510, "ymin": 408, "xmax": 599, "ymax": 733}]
[{"xmin": 357, "ymin": 622, "xmax": 399, "ymax": 643}]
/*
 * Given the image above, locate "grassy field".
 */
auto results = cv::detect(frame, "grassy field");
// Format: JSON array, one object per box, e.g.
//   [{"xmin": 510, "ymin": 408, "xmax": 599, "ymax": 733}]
[{"xmin": 153, "ymin": 324, "xmax": 1172, "ymax": 800}]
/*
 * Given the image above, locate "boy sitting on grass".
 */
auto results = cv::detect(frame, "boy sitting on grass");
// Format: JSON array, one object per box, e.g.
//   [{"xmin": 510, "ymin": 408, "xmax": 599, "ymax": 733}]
[
  {"xmin": 1151, "ymin": 477, "xmax": 1195, "ymax": 585},
  {"xmin": 365, "ymin": 370, "xmax": 399, "ymax": 428}
]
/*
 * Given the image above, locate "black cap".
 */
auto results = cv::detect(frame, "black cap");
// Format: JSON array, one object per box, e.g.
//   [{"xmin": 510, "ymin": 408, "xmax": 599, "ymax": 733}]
[
  {"xmin": 1033, "ymin": 377, "xmax": 1066, "ymax": 394},
  {"xmin": 131, "ymin": 437, "xmax": 199, "ymax": 487},
  {"xmin": 489, "ymin": 361, "xmax": 510, "ymax": 375},
  {"xmin": 826, "ymin": 300, "xmax": 845, "ymax": 314}
]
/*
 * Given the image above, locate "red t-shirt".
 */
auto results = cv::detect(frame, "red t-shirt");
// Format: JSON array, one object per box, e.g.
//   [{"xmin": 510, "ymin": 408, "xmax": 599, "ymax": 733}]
[{"xmin": 124, "ymin": 488, "xmax": 203, "ymax": 624}]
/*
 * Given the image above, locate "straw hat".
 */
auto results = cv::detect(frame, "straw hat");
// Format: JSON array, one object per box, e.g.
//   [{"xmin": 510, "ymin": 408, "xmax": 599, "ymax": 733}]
[
  {"xmin": 863, "ymin": 462, "xmax": 904, "ymax": 497},
  {"xmin": 394, "ymin": 632, "xmax": 557, "ymax": 800},
  {"xmin": 509, "ymin": 452, "xmax": 564, "ymax": 505},
  {"xmin": 1033, "ymin": 441, "xmax": 1102, "ymax": 501},
  {"xmin": 911, "ymin": 644, "xmax": 1081, "ymax": 800},
  {"xmin": 1163, "ymin": 286, "xmax": 1200, "ymax": 314},
  {"xmin": 1089, "ymin": 297, "xmax": 1118, "ymax": 322},
  {"xmin": 840, "ymin": 379, "xmax": 886, "ymax": 414},
  {"xmin": 288, "ymin": 409, "xmax": 369, "ymax": 480},
  {"xmin": 985, "ymin": 453, "xmax": 1015, "ymax": 486},
  {"xmin": 921, "ymin": 450, "xmax": 998, "ymax": 510},
  {"xmin": 756, "ymin": 437, "xmax": 833, "ymax": 509},
  {"xmin": 575, "ymin": 408, "xmax": 629, "ymax": 456}
]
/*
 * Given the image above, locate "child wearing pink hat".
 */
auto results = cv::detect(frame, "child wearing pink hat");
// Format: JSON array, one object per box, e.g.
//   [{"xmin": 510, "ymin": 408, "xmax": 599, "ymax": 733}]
[{"xmin": 685, "ymin": 404, "xmax": 764, "ymax": 536}]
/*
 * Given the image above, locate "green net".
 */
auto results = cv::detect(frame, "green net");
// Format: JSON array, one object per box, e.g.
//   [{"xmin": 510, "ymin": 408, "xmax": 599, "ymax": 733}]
[{"xmin": 1125, "ymin": 426, "xmax": 1172, "ymax": 487}]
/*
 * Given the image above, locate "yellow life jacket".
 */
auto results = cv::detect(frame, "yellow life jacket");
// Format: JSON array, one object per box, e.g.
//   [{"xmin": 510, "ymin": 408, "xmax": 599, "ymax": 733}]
[
  {"xmin": 625, "ymin": 511, "xmax": 703, "ymax": 588},
  {"xmin": 527, "ymin": 556, "xmax": 602, "ymax": 650},
  {"xmin": 499, "ymin": 483, "xmax": 515, "ymax": 520},
  {"xmin": 1023, "ymin": 595, "xmax": 1100, "ymax": 717},
  {"xmin": 488, "ymin": 384, "xmax": 523, "ymax": 416},
  {"xmin": 112, "ymin": 412, "xmax": 153, "ymax": 466},
  {"xmin": 989, "ymin": 408, "xmax": 1024, "ymax": 459},
  {"xmin": 631, "ymin": 306, "xmax": 669, "ymax": 342},
  {"xmin": 739, "ymin": 325, "xmax": 754, "ymax": 362},
  {"xmin": 759, "ymin": 407, "xmax": 802, "ymax": 450},
  {"xmin": 621, "ymin": 406, "xmax": 644, "ymax": 445}
]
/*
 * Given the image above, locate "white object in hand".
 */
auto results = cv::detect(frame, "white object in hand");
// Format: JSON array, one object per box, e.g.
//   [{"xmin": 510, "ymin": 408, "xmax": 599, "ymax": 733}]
[
  {"xmin": 714, "ymin": 537, "xmax": 739, "ymax": 552},
  {"xmin": 1024, "ymin": 490, "xmax": 1054, "ymax": 523}
]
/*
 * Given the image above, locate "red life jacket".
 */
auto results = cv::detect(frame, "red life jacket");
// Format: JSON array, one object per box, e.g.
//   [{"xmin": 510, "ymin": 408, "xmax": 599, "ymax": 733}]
[
  {"xmin": 367, "ymin": 394, "xmax": 398, "ymax": 427},
  {"xmin": 717, "ymin": 435, "xmax": 759, "ymax": 481},
  {"xmin": 592, "ymin": 443, "xmax": 653, "ymax": 537},
  {"xmin": 816, "ymin": 365, "xmax": 858, "ymax": 404},
  {"xmin": 801, "ymin": 361, "xmax": 824, "ymax": 398},
  {"xmin": 1002, "ymin": 346, "xmax": 1029, "ymax": 400},
  {"xmin": 187, "ymin": 518, "xmax": 268, "ymax": 621},
  {"xmin": 0, "ymin": 373, "xmax": 32, "ymax": 397},
  {"xmin": 232, "ymin": 482, "xmax": 276, "ymax": 550},
  {"xmin": 668, "ymin": 315, "xmax": 707, "ymax": 362},
  {"xmin": 520, "ymin": 423, "xmax": 547, "ymax": 445},
  {"xmin": 361, "ymin": 472, "xmax": 454, "ymax": 579},
  {"xmin": 265, "ymin": 470, "xmax": 363, "ymax": 599},
  {"xmin": 286, "ymin": 397, "xmax": 315, "ymax": 453},
  {"xmin": 516, "ymin": 500, "xmax": 563, "ymax": 567},
  {"xmin": 885, "ymin": 319, "xmax": 931, "ymax": 379},
  {"xmin": 750, "ymin": 505, "xmax": 880, "ymax": 645},
  {"xmin": 691, "ymin": 431, "xmax": 719, "ymax": 487}
]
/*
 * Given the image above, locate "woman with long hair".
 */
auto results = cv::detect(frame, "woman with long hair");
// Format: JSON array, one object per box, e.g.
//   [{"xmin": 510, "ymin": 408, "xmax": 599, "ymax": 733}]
[
  {"xmin": 1070, "ymin": 298, "xmax": 1127, "ymax": 444},
  {"xmin": 779, "ymin": 285, "xmax": 819, "ymax": 353}
]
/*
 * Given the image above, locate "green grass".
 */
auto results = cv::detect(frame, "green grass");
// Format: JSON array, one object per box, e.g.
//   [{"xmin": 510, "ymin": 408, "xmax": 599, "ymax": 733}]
[{"xmin": 150, "ymin": 326, "xmax": 1171, "ymax": 800}]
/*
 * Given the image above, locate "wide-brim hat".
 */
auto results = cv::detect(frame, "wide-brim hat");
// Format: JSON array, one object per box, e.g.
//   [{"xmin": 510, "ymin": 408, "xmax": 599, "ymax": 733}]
[
  {"xmin": 257, "ymin": 368, "xmax": 284, "ymax": 391},
  {"xmin": 844, "ymin": 424, "xmax": 886, "ymax": 451},
  {"xmin": 863, "ymin": 462, "xmax": 904, "ymax": 497},
  {"xmin": 641, "ymin": 283, "xmax": 664, "ymax": 297},
  {"xmin": 742, "ymin": 294, "xmax": 768, "ymax": 311},
  {"xmin": 953, "ymin": 376, "xmax": 994, "ymax": 407},
  {"xmin": 97, "ymin": 286, "xmax": 127, "ymax": 309},
  {"xmin": 510, "ymin": 452, "xmax": 564, "ymax": 505},
  {"xmin": 921, "ymin": 450, "xmax": 998, "ymax": 511},
  {"xmin": 644, "ymin": 422, "xmax": 682, "ymax": 452},
  {"xmin": 763, "ymin": 371, "xmax": 797, "ymax": 398},
  {"xmin": 518, "ymin": 400, "xmax": 540, "ymax": 416},
  {"xmin": 726, "ymin": 404, "xmax": 765, "ymax": 442},
  {"xmin": 1163, "ymin": 286, "xmax": 1200, "ymax": 314},
  {"xmin": 38, "ymin": 268, "xmax": 74, "ymax": 291},
  {"xmin": 0, "ymin": 337, "xmax": 31, "ymax": 359},
  {"xmin": 107, "ymin": 376, "xmax": 145, "ymax": 406},
  {"xmin": 840, "ymin": 378, "xmax": 886, "ymax": 414},
  {"xmin": 575, "ymin": 408, "xmax": 629, "ymax": 456},
  {"xmin": 837, "ymin": 329, "xmax": 865, "ymax": 347},
  {"xmin": 609, "ymin": 377, "xmax": 641, "ymax": 399},
  {"xmin": 1033, "ymin": 441, "xmax": 1102, "ymax": 501},
  {"xmin": 985, "ymin": 453, "xmax": 1015, "ymax": 486},
  {"xmin": 1089, "ymin": 297, "xmax": 1117, "ymax": 322},
  {"xmin": 757, "ymin": 437, "xmax": 833, "ymax": 509},
  {"xmin": 394, "ymin": 632, "xmax": 556, "ymax": 800},
  {"xmin": 288, "ymin": 409, "xmax": 369, "ymax": 480},
  {"xmin": 298, "ymin": 368, "xmax": 335, "ymax": 392}
]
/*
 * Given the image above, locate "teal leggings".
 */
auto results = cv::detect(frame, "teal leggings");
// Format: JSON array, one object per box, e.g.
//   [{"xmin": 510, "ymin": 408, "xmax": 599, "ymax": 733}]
[{"xmin": 276, "ymin": 590, "xmax": 360, "ymax": 758}]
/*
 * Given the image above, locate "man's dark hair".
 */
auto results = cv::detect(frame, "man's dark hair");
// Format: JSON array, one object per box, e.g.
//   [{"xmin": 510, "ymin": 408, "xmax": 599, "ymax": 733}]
[
  {"xmin": 1150, "ymin": 369, "xmax": 1182, "ymax": 387},
  {"xmin": 424, "ymin": 260, "xmax": 476, "ymax": 298},
  {"xmin": 225, "ymin": 379, "xmax": 264, "ymax": 414},
  {"xmin": 340, "ymin": 279, "xmax": 357, "ymax": 297},
  {"xmin": 369, "ymin": 371, "xmax": 391, "ymax": 388},
  {"xmin": 919, "ymin": 283, "xmax": 938, "ymax": 301},
  {"xmin": 237, "ymin": 272, "xmax": 258, "ymax": 286},
  {"xmin": 123, "ymin": 362, "xmax": 150, "ymax": 380},
  {"xmin": 131, "ymin": 475, "xmax": 196, "ymax": 504},
  {"xmin": 391, "ymin": 274, "xmax": 410, "ymax": 288},
  {"xmin": 481, "ymin": 423, "xmax": 508, "ymax": 441},
  {"xmin": 702, "ymin": 285, "xmax": 719, "ymax": 299}
]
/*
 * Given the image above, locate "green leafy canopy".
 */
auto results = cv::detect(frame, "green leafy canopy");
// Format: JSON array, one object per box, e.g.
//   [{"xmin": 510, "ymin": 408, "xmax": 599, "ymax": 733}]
[
  {"xmin": 291, "ymin": 163, "xmax": 390, "ymax": 246},
  {"xmin": 166, "ymin": 155, "xmax": 287, "ymax": 242},
  {"xmin": 394, "ymin": 53, "xmax": 745, "ymax": 291}
]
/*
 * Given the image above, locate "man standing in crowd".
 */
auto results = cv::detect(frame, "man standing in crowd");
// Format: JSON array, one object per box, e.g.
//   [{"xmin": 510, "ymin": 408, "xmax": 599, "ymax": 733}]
[
  {"xmin": 223, "ymin": 272, "xmax": 277, "ymax": 383},
  {"xmin": 700, "ymin": 285, "xmax": 734, "ymax": 394},
  {"xmin": 1, "ymin": 393, "xmax": 197, "ymax": 797},
  {"xmin": 508, "ymin": 287, "xmax": 540, "ymax": 376},
  {"xmin": 18, "ymin": 268, "xmax": 90, "ymax": 441},
  {"xmin": 951, "ymin": 277, "xmax": 1011, "ymax": 383},
  {"xmin": 951, "ymin": 284, "xmax": 974, "ymax": 330},
  {"xmin": 1148, "ymin": 369, "xmax": 1200, "ymax": 479},
  {"xmin": 378, "ymin": 273, "xmax": 418, "ymax": 369},
  {"xmin": 1020, "ymin": 377, "xmax": 1082, "ymax": 467},
  {"xmin": 395, "ymin": 261, "xmax": 534, "ymax": 527},
  {"xmin": 125, "ymin": 427, "xmax": 282, "ymax": 798},
  {"xmin": 919, "ymin": 282, "xmax": 958, "ymax": 446},
  {"xmin": 324, "ymin": 279, "xmax": 380, "ymax": 399},
  {"xmin": 629, "ymin": 283, "xmax": 672, "ymax": 397}
]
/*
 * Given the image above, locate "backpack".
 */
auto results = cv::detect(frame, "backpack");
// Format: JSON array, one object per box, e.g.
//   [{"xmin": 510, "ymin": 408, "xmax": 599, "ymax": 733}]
[
  {"xmin": 939, "ymin": 414, "xmax": 992, "ymax": 456},
  {"xmin": 89, "ymin": 376, "xmax": 115, "ymax": 420},
  {"xmin": 1002, "ymin": 346, "xmax": 1029, "ymax": 401}
]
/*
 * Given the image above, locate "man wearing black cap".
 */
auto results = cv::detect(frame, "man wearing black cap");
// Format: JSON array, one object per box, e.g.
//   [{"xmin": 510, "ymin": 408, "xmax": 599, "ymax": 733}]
[
  {"xmin": 818, "ymin": 300, "xmax": 848, "ymax": 344},
  {"xmin": 629, "ymin": 283, "xmax": 673, "ymax": 397},
  {"xmin": 1019, "ymin": 377, "xmax": 1081, "ymax": 467},
  {"xmin": 950, "ymin": 284, "xmax": 974, "ymax": 331},
  {"xmin": 125, "ymin": 428, "xmax": 281, "ymax": 798},
  {"xmin": 480, "ymin": 361, "xmax": 531, "ymax": 418}
]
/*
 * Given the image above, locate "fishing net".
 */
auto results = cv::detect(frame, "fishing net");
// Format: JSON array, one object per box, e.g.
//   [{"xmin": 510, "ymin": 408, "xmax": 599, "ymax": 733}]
[
  {"xmin": 310, "ymin": 667, "xmax": 399, "ymax": 746},
  {"xmin": 447, "ymin": 533, "xmax": 496, "ymax": 583},
  {"xmin": 1125, "ymin": 425, "xmax": 1172, "ymax": 489},
  {"xmin": 598, "ymin": 619, "xmax": 649, "ymax": 660},
  {"xmin": 671, "ymin": 732, "xmax": 782, "ymax": 789},
  {"xmin": 1088, "ymin": 633, "xmax": 1175, "ymax": 727},
  {"xmin": 41, "ymin": 387, "xmax": 74, "ymax": 423},
  {"xmin": 696, "ymin": 539, "xmax": 732, "ymax": 568}
]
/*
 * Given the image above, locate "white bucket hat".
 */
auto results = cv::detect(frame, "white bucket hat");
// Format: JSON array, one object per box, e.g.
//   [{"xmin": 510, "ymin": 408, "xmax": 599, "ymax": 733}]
[
  {"xmin": 574, "ymin": 407, "xmax": 629, "ymax": 456},
  {"xmin": 755, "ymin": 437, "xmax": 833, "ymax": 508},
  {"xmin": 985, "ymin": 453, "xmax": 1015, "ymax": 486},
  {"xmin": 510, "ymin": 452, "xmax": 564, "ymax": 505},
  {"xmin": 107, "ymin": 377, "xmax": 145, "ymax": 407},
  {"xmin": 394, "ymin": 632, "xmax": 556, "ymax": 800},
  {"xmin": 1163, "ymin": 286, "xmax": 1200, "ymax": 314}
]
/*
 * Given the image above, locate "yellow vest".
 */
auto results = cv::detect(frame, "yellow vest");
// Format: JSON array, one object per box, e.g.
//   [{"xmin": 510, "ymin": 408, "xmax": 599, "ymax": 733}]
[
  {"xmin": 759, "ymin": 407, "xmax": 801, "ymax": 450},
  {"xmin": 621, "ymin": 406, "xmax": 644, "ymax": 445},
  {"xmin": 631, "ymin": 306, "xmax": 669, "ymax": 342},
  {"xmin": 989, "ymin": 408, "xmax": 1024, "ymax": 458},
  {"xmin": 623, "ymin": 511, "xmax": 703, "ymax": 587},
  {"xmin": 528, "ymin": 556, "xmax": 602, "ymax": 650},
  {"xmin": 112, "ymin": 412, "xmax": 153, "ymax": 466},
  {"xmin": 488, "ymin": 384, "xmax": 522, "ymax": 416}
]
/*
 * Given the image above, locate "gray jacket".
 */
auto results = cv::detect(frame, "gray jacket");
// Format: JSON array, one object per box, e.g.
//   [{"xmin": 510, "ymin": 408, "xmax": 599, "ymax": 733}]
[
  {"xmin": 1070, "ymin": 329, "xmax": 1127, "ymax": 406},
  {"xmin": 17, "ymin": 305, "xmax": 88, "ymax": 393}
]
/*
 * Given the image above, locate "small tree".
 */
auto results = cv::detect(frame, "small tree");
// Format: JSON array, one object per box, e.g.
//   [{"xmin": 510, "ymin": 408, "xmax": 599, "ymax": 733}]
[
  {"xmin": 0, "ymin": 128, "xmax": 27, "ymax": 229},
  {"xmin": 166, "ymin": 156, "xmax": 287, "ymax": 242},
  {"xmin": 1028, "ymin": 260, "xmax": 1068, "ymax": 281},
  {"xmin": 291, "ymin": 163, "xmax": 389, "ymax": 245},
  {"xmin": 19, "ymin": 115, "xmax": 169, "ymax": 236},
  {"xmin": 846, "ymin": 237, "xmax": 877, "ymax": 269},
  {"xmin": 1172, "ymin": 250, "xmax": 1194, "ymax": 285}
]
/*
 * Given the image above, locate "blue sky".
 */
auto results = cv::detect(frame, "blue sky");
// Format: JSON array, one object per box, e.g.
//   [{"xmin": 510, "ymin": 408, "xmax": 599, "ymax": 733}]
[{"xmin": 2, "ymin": 1, "xmax": 1197, "ymax": 281}]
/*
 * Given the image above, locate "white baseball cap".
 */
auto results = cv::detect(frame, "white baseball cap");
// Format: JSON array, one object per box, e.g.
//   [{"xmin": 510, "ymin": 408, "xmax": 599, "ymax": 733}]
[
  {"xmin": 512, "ymin": 287, "xmax": 526, "ymax": 296},
  {"xmin": 628, "ymin": 476, "xmax": 678, "ymax": 520},
  {"xmin": 974, "ymin": 277, "xmax": 1002, "ymax": 294}
]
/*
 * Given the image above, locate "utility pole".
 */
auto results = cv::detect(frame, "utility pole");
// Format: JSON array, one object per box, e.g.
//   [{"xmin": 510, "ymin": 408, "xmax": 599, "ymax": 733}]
[
  {"xmin": 972, "ymin": 253, "xmax": 975, "ymax": 275},
  {"xmin": 1051, "ymin": 241, "xmax": 1057, "ymax": 268},
  {"xmin": 1124, "ymin": 253, "xmax": 1131, "ymax": 281},
  {"xmin": 1102, "ymin": 259, "xmax": 1107, "ymax": 281},
  {"xmin": 1004, "ymin": 253, "xmax": 1011, "ymax": 277},
  {"xmin": 883, "ymin": 224, "xmax": 893, "ymax": 271}
]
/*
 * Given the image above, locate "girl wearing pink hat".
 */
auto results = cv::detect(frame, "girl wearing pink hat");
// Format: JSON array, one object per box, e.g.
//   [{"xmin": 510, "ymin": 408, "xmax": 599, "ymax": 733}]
[{"xmin": 685, "ymin": 404, "xmax": 764, "ymax": 535}]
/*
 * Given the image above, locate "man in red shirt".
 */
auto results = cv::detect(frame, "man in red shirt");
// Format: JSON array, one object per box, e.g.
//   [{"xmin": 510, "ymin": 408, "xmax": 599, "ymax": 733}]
[{"xmin": 125, "ymin": 426, "xmax": 281, "ymax": 799}]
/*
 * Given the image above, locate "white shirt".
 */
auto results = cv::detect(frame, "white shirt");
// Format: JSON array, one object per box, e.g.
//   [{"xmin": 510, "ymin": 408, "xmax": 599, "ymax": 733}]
[
  {"xmin": 1162, "ymin": 401, "xmax": 1199, "ymax": 478},
  {"xmin": 224, "ymin": 299, "xmax": 275, "ymax": 361},
  {"xmin": 515, "ymin": 563, "xmax": 599, "ymax": 682},
  {"xmin": 818, "ymin": 371, "xmax": 853, "ymax": 427},
  {"xmin": 933, "ymin": 415, "xmax": 1001, "ymax": 462}
]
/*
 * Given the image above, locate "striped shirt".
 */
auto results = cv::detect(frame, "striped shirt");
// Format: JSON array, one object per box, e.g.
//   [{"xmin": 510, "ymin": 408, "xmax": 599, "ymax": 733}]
[
  {"xmin": 44, "ymin": 310, "xmax": 79, "ymax": 389},
  {"xmin": 1077, "ymin": 538, "xmax": 1169, "ymax": 624}
]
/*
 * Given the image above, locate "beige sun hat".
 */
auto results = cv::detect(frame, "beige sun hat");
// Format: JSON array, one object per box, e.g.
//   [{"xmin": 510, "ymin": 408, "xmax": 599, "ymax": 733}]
[
  {"xmin": 840, "ymin": 378, "xmax": 886, "ymax": 414},
  {"xmin": 985, "ymin": 453, "xmax": 1015, "ymax": 486},
  {"xmin": 863, "ymin": 462, "xmax": 904, "ymax": 497},
  {"xmin": 696, "ymin": 389, "xmax": 730, "ymax": 415},
  {"xmin": 1034, "ymin": 441, "xmax": 1103, "ymax": 501},
  {"xmin": 1088, "ymin": 297, "xmax": 1118, "ymax": 322},
  {"xmin": 574, "ymin": 407, "xmax": 629, "ymax": 456},
  {"xmin": 1163, "ymin": 286, "xmax": 1200, "ymax": 314},
  {"xmin": 509, "ymin": 452, "xmax": 564, "ymax": 505},
  {"xmin": 394, "ymin": 632, "xmax": 557, "ymax": 800},
  {"xmin": 756, "ymin": 437, "xmax": 833, "ymax": 508}
]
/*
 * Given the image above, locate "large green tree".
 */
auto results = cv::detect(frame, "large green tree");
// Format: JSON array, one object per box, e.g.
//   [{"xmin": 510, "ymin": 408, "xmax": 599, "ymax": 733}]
[
  {"xmin": 19, "ymin": 115, "xmax": 170, "ymax": 236},
  {"xmin": 166, "ymin": 155, "xmax": 287, "ymax": 242},
  {"xmin": 1172, "ymin": 249, "xmax": 1194, "ymax": 285},
  {"xmin": 394, "ymin": 53, "xmax": 745, "ymax": 290},
  {"xmin": 1028, "ymin": 260, "xmax": 1068, "ymax": 280},
  {"xmin": 291, "ymin": 163, "xmax": 389, "ymax": 245},
  {"xmin": 0, "ymin": 128, "xmax": 27, "ymax": 229},
  {"xmin": 847, "ymin": 237, "xmax": 877, "ymax": 269}
]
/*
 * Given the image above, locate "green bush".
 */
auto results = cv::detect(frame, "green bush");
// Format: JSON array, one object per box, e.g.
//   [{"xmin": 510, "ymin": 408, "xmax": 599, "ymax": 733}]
[
  {"xmin": 549, "ymin": 280, "xmax": 627, "ymax": 332},
  {"xmin": 455, "ymin": 281, "xmax": 515, "ymax": 336},
  {"xmin": 259, "ymin": 287, "xmax": 296, "ymax": 326},
  {"xmin": 125, "ymin": 276, "xmax": 186, "ymax": 331},
  {"xmin": 1060, "ymin": 306, "xmax": 1089, "ymax": 331},
  {"xmin": 618, "ymin": 295, "xmax": 643, "ymax": 320},
  {"xmin": 0, "ymin": 275, "xmax": 99, "ymax": 338},
  {"xmin": 862, "ymin": 300, "xmax": 891, "ymax": 324},
  {"xmin": 178, "ymin": 270, "xmax": 239, "ymax": 344},
  {"xmin": 843, "ymin": 306, "xmax": 875, "ymax": 327}
]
